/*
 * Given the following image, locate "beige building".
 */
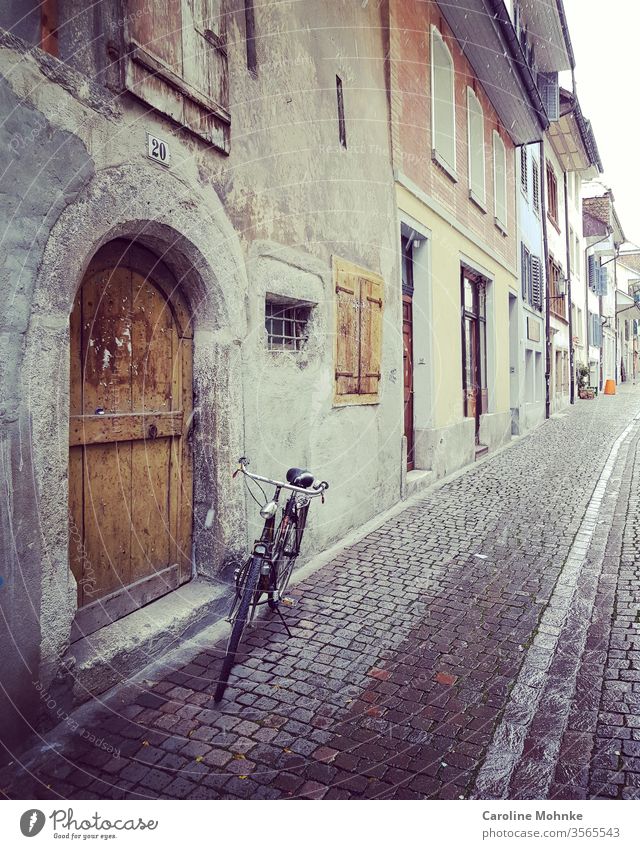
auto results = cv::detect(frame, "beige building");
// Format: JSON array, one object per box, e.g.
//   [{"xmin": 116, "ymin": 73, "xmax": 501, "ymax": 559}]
[{"xmin": 387, "ymin": 0, "xmax": 547, "ymax": 480}]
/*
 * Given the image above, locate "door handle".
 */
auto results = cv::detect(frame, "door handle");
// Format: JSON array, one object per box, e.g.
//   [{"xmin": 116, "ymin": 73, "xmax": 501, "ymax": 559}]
[{"xmin": 148, "ymin": 423, "xmax": 158, "ymax": 439}]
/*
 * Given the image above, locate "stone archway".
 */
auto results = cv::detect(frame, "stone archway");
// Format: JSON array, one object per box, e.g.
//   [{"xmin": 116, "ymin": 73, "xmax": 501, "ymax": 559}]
[{"xmin": 22, "ymin": 163, "xmax": 248, "ymax": 689}]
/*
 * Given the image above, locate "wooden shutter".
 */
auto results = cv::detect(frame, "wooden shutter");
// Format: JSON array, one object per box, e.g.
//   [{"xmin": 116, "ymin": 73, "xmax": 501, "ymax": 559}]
[
  {"xmin": 334, "ymin": 270, "xmax": 360, "ymax": 398},
  {"xmin": 358, "ymin": 276, "xmax": 383, "ymax": 398},
  {"xmin": 125, "ymin": 0, "xmax": 185, "ymax": 125},
  {"xmin": 125, "ymin": 0, "xmax": 230, "ymax": 152},
  {"xmin": 333, "ymin": 257, "xmax": 384, "ymax": 405},
  {"xmin": 181, "ymin": 0, "xmax": 229, "ymax": 148}
]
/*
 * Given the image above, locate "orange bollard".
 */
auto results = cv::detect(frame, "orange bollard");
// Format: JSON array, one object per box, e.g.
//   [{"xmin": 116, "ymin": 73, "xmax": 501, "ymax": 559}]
[{"xmin": 604, "ymin": 379, "xmax": 616, "ymax": 395}]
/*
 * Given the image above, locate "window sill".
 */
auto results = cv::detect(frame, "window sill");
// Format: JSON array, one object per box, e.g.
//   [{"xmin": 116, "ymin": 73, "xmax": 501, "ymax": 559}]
[
  {"xmin": 431, "ymin": 149, "xmax": 458, "ymax": 183},
  {"xmin": 494, "ymin": 217, "xmax": 508, "ymax": 237},
  {"xmin": 333, "ymin": 395, "xmax": 380, "ymax": 408},
  {"xmin": 469, "ymin": 190, "xmax": 487, "ymax": 214}
]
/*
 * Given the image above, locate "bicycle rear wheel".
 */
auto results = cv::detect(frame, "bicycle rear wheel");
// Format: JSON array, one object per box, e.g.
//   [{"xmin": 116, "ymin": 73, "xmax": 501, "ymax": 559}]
[{"xmin": 214, "ymin": 555, "xmax": 262, "ymax": 702}]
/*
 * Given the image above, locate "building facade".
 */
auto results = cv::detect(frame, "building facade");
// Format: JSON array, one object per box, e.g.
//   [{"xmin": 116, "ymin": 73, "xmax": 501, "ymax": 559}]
[
  {"xmin": 388, "ymin": 0, "xmax": 549, "ymax": 481},
  {"xmin": 583, "ymin": 193, "xmax": 625, "ymax": 389},
  {"xmin": 545, "ymin": 88, "xmax": 602, "ymax": 413},
  {"xmin": 0, "ymin": 0, "xmax": 401, "ymax": 758}
]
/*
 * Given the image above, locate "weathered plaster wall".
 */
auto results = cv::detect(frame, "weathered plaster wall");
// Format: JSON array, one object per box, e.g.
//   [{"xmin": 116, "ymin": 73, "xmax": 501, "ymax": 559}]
[{"xmin": 0, "ymin": 64, "xmax": 96, "ymax": 760}]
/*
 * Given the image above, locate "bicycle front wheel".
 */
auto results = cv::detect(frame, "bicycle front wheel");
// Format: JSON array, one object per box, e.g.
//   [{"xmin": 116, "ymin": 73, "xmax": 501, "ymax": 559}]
[{"xmin": 214, "ymin": 555, "xmax": 262, "ymax": 702}]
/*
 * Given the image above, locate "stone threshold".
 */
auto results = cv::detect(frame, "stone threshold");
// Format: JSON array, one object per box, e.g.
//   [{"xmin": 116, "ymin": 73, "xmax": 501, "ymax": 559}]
[
  {"xmin": 64, "ymin": 578, "xmax": 229, "ymax": 709},
  {"xmin": 404, "ymin": 468, "xmax": 435, "ymax": 499}
]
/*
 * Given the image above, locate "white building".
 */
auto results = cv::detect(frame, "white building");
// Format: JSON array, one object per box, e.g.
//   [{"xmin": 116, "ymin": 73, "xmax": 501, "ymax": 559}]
[{"xmin": 545, "ymin": 90, "xmax": 602, "ymax": 411}]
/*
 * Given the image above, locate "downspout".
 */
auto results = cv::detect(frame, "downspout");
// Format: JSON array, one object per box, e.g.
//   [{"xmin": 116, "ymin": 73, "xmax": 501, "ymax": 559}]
[
  {"xmin": 585, "ymin": 231, "xmax": 611, "ymax": 388},
  {"xmin": 614, "ymin": 248, "xmax": 618, "ymax": 382},
  {"xmin": 563, "ymin": 172, "xmax": 575, "ymax": 404},
  {"xmin": 599, "ymin": 289, "xmax": 603, "ymax": 390},
  {"xmin": 540, "ymin": 139, "xmax": 552, "ymax": 418}
]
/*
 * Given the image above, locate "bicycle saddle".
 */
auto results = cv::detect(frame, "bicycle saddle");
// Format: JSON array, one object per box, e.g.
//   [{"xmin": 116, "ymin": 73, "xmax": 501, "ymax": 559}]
[{"xmin": 286, "ymin": 467, "xmax": 314, "ymax": 488}]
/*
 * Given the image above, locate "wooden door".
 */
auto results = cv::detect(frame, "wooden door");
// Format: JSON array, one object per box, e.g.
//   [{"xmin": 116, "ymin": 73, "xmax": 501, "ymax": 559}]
[
  {"xmin": 463, "ymin": 316, "xmax": 479, "ymax": 437},
  {"xmin": 402, "ymin": 294, "xmax": 415, "ymax": 471},
  {"xmin": 461, "ymin": 270, "xmax": 482, "ymax": 444},
  {"xmin": 69, "ymin": 243, "xmax": 193, "ymax": 639}
]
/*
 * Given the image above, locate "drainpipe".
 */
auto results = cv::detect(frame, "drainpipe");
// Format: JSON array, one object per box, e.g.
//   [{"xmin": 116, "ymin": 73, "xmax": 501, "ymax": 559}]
[
  {"xmin": 563, "ymin": 172, "xmax": 575, "ymax": 404},
  {"xmin": 585, "ymin": 231, "xmax": 611, "ymax": 389},
  {"xmin": 540, "ymin": 139, "xmax": 552, "ymax": 418},
  {"xmin": 613, "ymin": 247, "xmax": 619, "ymax": 381}
]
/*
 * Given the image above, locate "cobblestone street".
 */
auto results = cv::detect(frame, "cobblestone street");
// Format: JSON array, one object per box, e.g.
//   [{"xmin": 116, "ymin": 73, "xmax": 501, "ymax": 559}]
[{"xmin": 4, "ymin": 390, "xmax": 640, "ymax": 801}]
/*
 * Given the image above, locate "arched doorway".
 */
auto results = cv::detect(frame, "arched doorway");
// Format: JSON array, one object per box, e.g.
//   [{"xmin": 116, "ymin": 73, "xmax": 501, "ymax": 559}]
[{"xmin": 68, "ymin": 240, "xmax": 193, "ymax": 638}]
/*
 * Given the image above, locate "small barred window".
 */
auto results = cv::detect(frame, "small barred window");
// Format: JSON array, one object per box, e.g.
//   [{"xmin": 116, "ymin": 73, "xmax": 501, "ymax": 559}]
[{"xmin": 265, "ymin": 300, "xmax": 311, "ymax": 351}]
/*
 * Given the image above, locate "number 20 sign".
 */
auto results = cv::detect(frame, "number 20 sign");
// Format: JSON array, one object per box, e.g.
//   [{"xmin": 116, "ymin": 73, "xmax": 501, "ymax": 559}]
[{"xmin": 146, "ymin": 132, "xmax": 170, "ymax": 166}]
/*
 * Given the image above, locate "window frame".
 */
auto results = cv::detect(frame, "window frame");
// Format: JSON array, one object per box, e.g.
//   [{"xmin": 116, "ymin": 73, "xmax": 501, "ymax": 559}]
[
  {"xmin": 546, "ymin": 161, "xmax": 559, "ymax": 227},
  {"xmin": 430, "ymin": 25, "xmax": 457, "ymax": 181}
]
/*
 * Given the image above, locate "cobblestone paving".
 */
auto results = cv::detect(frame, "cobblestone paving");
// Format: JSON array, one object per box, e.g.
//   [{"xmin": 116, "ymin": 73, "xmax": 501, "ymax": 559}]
[{"xmin": 4, "ymin": 391, "xmax": 640, "ymax": 800}]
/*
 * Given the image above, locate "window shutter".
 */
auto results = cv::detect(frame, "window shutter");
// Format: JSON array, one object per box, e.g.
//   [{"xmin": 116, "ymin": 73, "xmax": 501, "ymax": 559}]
[
  {"xmin": 532, "ymin": 159, "xmax": 540, "ymax": 212},
  {"xmin": 358, "ymin": 276, "xmax": 384, "ymax": 397},
  {"xmin": 125, "ymin": 0, "xmax": 230, "ymax": 152},
  {"xmin": 334, "ymin": 271, "xmax": 360, "ymax": 397},
  {"xmin": 521, "ymin": 242, "xmax": 527, "ymax": 299},
  {"xmin": 125, "ymin": 0, "xmax": 185, "ymax": 125},
  {"xmin": 599, "ymin": 265, "xmax": 608, "ymax": 296},
  {"xmin": 431, "ymin": 28, "xmax": 456, "ymax": 171},
  {"xmin": 493, "ymin": 131, "xmax": 507, "ymax": 228},
  {"xmin": 538, "ymin": 71, "xmax": 560, "ymax": 122},
  {"xmin": 333, "ymin": 258, "xmax": 384, "ymax": 405},
  {"xmin": 531, "ymin": 256, "xmax": 542, "ymax": 310},
  {"xmin": 467, "ymin": 88, "xmax": 485, "ymax": 202},
  {"xmin": 588, "ymin": 254, "xmax": 596, "ymax": 290},
  {"xmin": 520, "ymin": 145, "xmax": 527, "ymax": 194}
]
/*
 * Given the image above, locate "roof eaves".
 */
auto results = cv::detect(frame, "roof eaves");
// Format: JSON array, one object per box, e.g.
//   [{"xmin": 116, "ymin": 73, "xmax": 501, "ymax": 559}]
[{"xmin": 555, "ymin": 0, "xmax": 576, "ymax": 70}]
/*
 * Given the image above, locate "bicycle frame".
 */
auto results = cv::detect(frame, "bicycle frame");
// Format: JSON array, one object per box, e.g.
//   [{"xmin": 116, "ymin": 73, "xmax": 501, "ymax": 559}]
[
  {"xmin": 230, "ymin": 460, "xmax": 326, "ymax": 614},
  {"xmin": 246, "ymin": 487, "xmax": 309, "ymax": 601}
]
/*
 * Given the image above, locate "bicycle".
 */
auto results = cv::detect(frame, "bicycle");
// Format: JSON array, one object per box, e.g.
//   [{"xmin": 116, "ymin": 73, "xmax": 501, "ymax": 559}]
[{"xmin": 212, "ymin": 457, "xmax": 329, "ymax": 702}]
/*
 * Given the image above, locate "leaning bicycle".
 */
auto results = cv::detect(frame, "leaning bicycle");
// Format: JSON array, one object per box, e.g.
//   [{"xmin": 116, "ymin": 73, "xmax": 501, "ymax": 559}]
[{"xmin": 211, "ymin": 457, "xmax": 328, "ymax": 702}]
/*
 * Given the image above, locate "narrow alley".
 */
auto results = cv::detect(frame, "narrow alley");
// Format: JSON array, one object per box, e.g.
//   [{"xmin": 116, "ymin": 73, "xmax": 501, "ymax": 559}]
[{"xmin": 4, "ymin": 390, "xmax": 640, "ymax": 802}]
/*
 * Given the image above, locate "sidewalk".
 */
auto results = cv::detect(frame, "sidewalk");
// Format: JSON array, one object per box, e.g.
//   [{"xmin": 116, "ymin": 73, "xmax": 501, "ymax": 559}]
[{"xmin": 3, "ymin": 390, "xmax": 640, "ymax": 800}]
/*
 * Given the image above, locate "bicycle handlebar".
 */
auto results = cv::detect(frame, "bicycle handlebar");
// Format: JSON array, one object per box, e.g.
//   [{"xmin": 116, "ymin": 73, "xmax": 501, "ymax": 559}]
[{"xmin": 236, "ymin": 457, "xmax": 329, "ymax": 497}]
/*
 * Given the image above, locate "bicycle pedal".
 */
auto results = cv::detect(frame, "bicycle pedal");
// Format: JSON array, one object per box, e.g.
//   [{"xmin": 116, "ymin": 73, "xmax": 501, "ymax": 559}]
[{"xmin": 281, "ymin": 597, "xmax": 296, "ymax": 607}]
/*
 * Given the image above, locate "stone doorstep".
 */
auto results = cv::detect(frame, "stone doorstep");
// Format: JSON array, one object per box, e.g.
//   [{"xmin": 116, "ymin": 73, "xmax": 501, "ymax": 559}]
[
  {"xmin": 65, "ymin": 579, "xmax": 229, "ymax": 707},
  {"xmin": 405, "ymin": 468, "xmax": 435, "ymax": 499}
]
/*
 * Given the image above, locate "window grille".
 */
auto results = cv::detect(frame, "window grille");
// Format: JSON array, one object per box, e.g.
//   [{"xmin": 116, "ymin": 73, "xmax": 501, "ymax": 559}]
[{"xmin": 265, "ymin": 301, "xmax": 311, "ymax": 351}]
